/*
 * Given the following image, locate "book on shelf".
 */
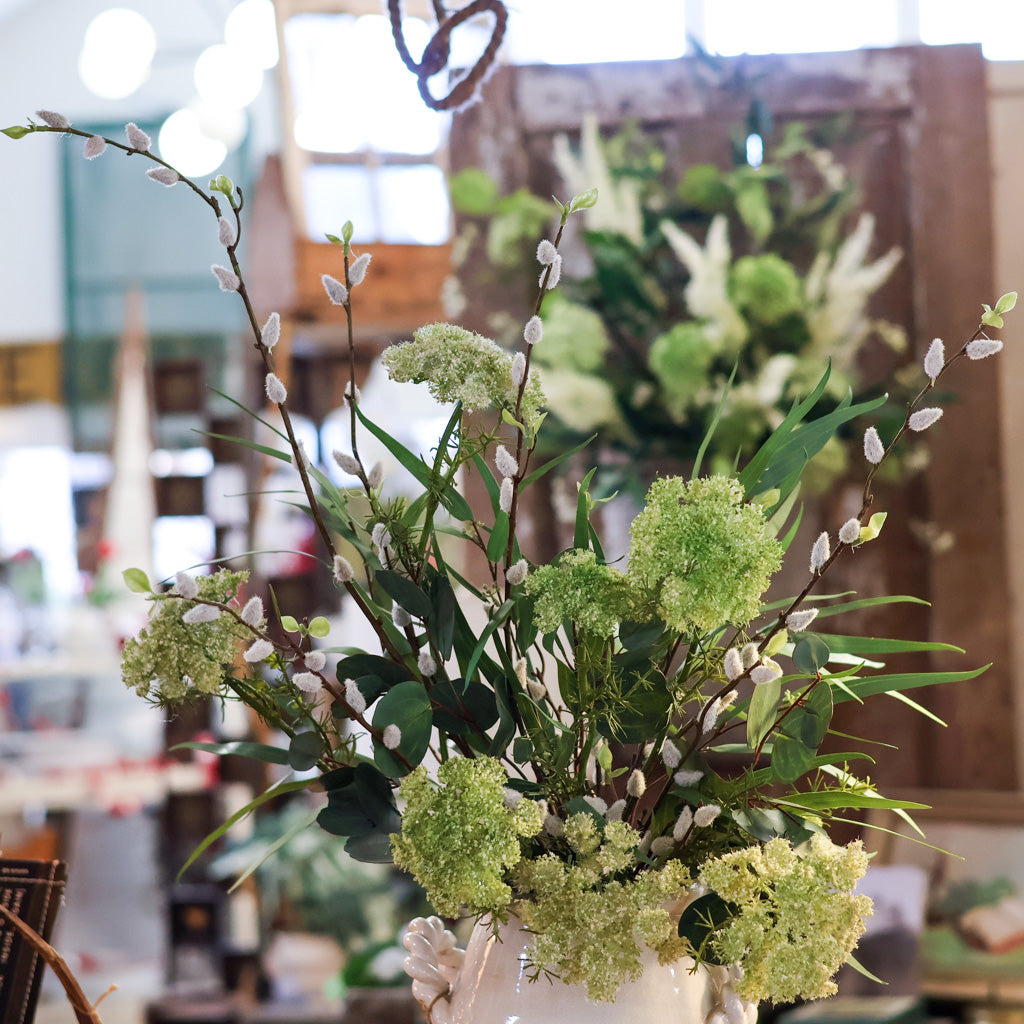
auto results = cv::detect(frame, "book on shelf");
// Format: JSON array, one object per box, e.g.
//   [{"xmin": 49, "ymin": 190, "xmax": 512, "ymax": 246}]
[{"xmin": 0, "ymin": 858, "xmax": 67, "ymax": 1024}]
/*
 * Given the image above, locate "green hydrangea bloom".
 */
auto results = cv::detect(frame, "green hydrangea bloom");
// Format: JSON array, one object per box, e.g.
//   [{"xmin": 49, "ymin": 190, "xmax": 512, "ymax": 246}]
[
  {"xmin": 512, "ymin": 855, "xmax": 691, "ymax": 1001},
  {"xmin": 648, "ymin": 322, "xmax": 715, "ymax": 421},
  {"xmin": 381, "ymin": 322, "xmax": 546, "ymax": 429},
  {"xmin": 391, "ymin": 757, "xmax": 541, "ymax": 918},
  {"xmin": 729, "ymin": 254, "xmax": 803, "ymax": 325},
  {"xmin": 121, "ymin": 569, "xmax": 250, "ymax": 702},
  {"xmin": 628, "ymin": 475, "xmax": 782, "ymax": 633},
  {"xmin": 702, "ymin": 834, "xmax": 872, "ymax": 1003},
  {"xmin": 534, "ymin": 298, "xmax": 610, "ymax": 373},
  {"xmin": 525, "ymin": 549, "xmax": 635, "ymax": 637}
]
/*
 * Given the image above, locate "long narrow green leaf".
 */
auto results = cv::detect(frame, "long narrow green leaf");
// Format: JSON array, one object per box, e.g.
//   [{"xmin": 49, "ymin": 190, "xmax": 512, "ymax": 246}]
[
  {"xmin": 835, "ymin": 665, "xmax": 989, "ymax": 703},
  {"xmin": 810, "ymin": 595, "xmax": 930, "ymax": 620},
  {"xmin": 199, "ymin": 431, "xmax": 292, "ymax": 462},
  {"xmin": 692, "ymin": 363, "xmax": 738, "ymax": 481},
  {"xmin": 774, "ymin": 793, "xmax": 928, "ymax": 811},
  {"xmin": 885, "ymin": 689, "xmax": 948, "ymax": 725},
  {"xmin": 175, "ymin": 776, "xmax": 311, "ymax": 880},
  {"xmin": 464, "ymin": 599, "xmax": 515, "ymax": 683},
  {"xmin": 521, "ymin": 433, "xmax": 597, "ymax": 489},
  {"xmin": 355, "ymin": 405, "xmax": 474, "ymax": 521},
  {"xmin": 815, "ymin": 633, "xmax": 963, "ymax": 656},
  {"xmin": 173, "ymin": 740, "xmax": 291, "ymax": 765},
  {"xmin": 207, "ymin": 385, "xmax": 289, "ymax": 440},
  {"xmin": 227, "ymin": 805, "xmax": 321, "ymax": 892},
  {"xmin": 574, "ymin": 467, "xmax": 598, "ymax": 550}
]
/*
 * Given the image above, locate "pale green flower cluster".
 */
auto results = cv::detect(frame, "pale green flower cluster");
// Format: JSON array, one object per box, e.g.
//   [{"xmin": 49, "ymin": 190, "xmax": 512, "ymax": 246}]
[
  {"xmin": 121, "ymin": 569, "xmax": 250, "ymax": 702},
  {"xmin": 648, "ymin": 322, "xmax": 716, "ymax": 421},
  {"xmin": 513, "ymin": 825, "xmax": 691, "ymax": 1002},
  {"xmin": 628, "ymin": 476, "xmax": 782, "ymax": 633},
  {"xmin": 730, "ymin": 254, "xmax": 803, "ymax": 325},
  {"xmin": 391, "ymin": 757, "xmax": 542, "ymax": 918},
  {"xmin": 525, "ymin": 549, "xmax": 634, "ymax": 637},
  {"xmin": 381, "ymin": 322, "xmax": 546, "ymax": 429},
  {"xmin": 702, "ymin": 834, "xmax": 872, "ymax": 1003},
  {"xmin": 534, "ymin": 298, "xmax": 610, "ymax": 373}
]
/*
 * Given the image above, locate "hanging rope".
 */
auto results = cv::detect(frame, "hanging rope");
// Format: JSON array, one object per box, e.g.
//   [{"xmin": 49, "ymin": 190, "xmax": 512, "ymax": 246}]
[{"xmin": 387, "ymin": 0, "xmax": 508, "ymax": 111}]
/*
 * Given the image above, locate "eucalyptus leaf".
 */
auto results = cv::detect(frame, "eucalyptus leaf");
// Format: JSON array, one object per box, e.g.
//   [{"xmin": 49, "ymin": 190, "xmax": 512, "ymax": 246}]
[
  {"xmin": 372, "ymin": 680, "xmax": 434, "ymax": 777},
  {"xmin": 374, "ymin": 570, "xmax": 433, "ymax": 620}
]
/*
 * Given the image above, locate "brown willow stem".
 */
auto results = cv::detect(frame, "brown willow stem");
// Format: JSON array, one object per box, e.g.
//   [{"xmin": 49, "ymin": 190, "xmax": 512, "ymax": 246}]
[{"xmin": 0, "ymin": 902, "xmax": 110, "ymax": 1024}]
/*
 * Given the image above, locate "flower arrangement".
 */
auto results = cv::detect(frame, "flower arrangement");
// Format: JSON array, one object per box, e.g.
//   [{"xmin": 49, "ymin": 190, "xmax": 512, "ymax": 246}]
[
  {"xmin": 449, "ymin": 112, "xmax": 906, "ymax": 496},
  {"xmin": 6, "ymin": 110, "xmax": 1015, "ymax": 1008}
]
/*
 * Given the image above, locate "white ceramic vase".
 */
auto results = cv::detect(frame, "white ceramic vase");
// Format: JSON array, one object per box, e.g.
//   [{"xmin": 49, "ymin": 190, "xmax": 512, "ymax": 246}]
[{"xmin": 401, "ymin": 914, "xmax": 757, "ymax": 1024}]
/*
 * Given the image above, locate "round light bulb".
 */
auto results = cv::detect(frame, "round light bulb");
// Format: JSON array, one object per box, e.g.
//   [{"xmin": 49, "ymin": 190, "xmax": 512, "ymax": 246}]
[
  {"xmin": 79, "ymin": 8, "xmax": 156, "ymax": 99},
  {"xmin": 225, "ymin": 0, "xmax": 279, "ymax": 70},
  {"xmin": 158, "ymin": 109, "xmax": 227, "ymax": 177},
  {"xmin": 194, "ymin": 43, "xmax": 264, "ymax": 108}
]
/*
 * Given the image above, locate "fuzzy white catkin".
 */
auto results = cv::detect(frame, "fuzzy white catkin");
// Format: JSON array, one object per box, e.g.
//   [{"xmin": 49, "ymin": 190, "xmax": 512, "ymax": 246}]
[
  {"xmin": 265, "ymin": 373, "xmax": 287, "ymax": 404},
  {"xmin": 863, "ymin": 426, "xmax": 885, "ymax": 465},
  {"xmin": 175, "ymin": 572, "xmax": 199, "ymax": 599},
  {"xmin": 810, "ymin": 531, "xmax": 830, "ymax": 573},
  {"xmin": 348, "ymin": 252, "xmax": 372, "ymax": 285},
  {"xmin": 724, "ymin": 647, "xmax": 743, "ymax": 681},
  {"xmin": 367, "ymin": 462, "xmax": 384, "ymax": 489},
  {"xmin": 495, "ymin": 445, "xmax": 519, "ymax": 479},
  {"xmin": 909, "ymin": 407, "xmax": 943, "ymax": 432},
  {"xmin": 661, "ymin": 739, "xmax": 682, "ymax": 770},
  {"xmin": 392, "ymin": 604, "xmax": 413, "ymax": 629},
  {"xmin": 741, "ymin": 643, "xmax": 759, "ymax": 670},
  {"xmin": 211, "ymin": 264, "xmax": 240, "ymax": 292},
  {"xmin": 583, "ymin": 795, "xmax": 608, "ymax": 815},
  {"xmin": 694, "ymin": 804, "xmax": 721, "ymax": 828},
  {"xmin": 418, "ymin": 651, "xmax": 437, "ymax": 677},
  {"xmin": 183, "ymin": 604, "xmax": 220, "ymax": 624},
  {"xmin": 261, "ymin": 312, "xmax": 281, "ymax": 350},
  {"xmin": 499, "ymin": 476, "xmax": 514, "ymax": 514},
  {"xmin": 125, "ymin": 122, "xmax": 151, "ymax": 151},
  {"xmin": 83, "ymin": 135, "xmax": 107, "ymax": 159},
  {"xmin": 305, "ymin": 650, "xmax": 327, "ymax": 672},
  {"xmin": 371, "ymin": 523, "xmax": 390, "ymax": 549},
  {"xmin": 523, "ymin": 315, "xmax": 543, "ymax": 346},
  {"xmin": 503, "ymin": 788, "xmax": 523, "ymax": 809},
  {"xmin": 606, "ymin": 799, "xmax": 626, "ymax": 822},
  {"xmin": 966, "ymin": 338, "xmax": 1003, "ymax": 360},
  {"xmin": 345, "ymin": 380, "xmax": 361, "ymax": 403},
  {"xmin": 511, "ymin": 351, "xmax": 526, "ymax": 387},
  {"xmin": 382, "ymin": 724, "xmax": 402, "ymax": 749},
  {"xmin": 333, "ymin": 450, "xmax": 361, "ymax": 476},
  {"xmin": 322, "ymin": 274, "xmax": 348, "ymax": 305},
  {"xmin": 673, "ymin": 807, "xmax": 694, "ymax": 841},
  {"xmin": 217, "ymin": 216, "xmax": 236, "ymax": 247},
  {"xmin": 544, "ymin": 814, "xmax": 565, "ymax": 838},
  {"xmin": 702, "ymin": 698, "xmax": 721, "ymax": 735},
  {"xmin": 527, "ymin": 679, "xmax": 547, "ymax": 701},
  {"xmin": 626, "ymin": 769, "xmax": 647, "ymax": 798},
  {"xmin": 344, "ymin": 679, "xmax": 366, "ymax": 715},
  {"xmin": 838, "ymin": 518, "xmax": 862, "ymax": 545},
  {"xmin": 924, "ymin": 337, "xmax": 945, "ymax": 379},
  {"xmin": 241, "ymin": 596, "xmax": 264, "ymax": 626},
  {"xmin": 243, "ymin": 638, "xmax": 275, "ymax": 663},
  {"xmin": 537, "ymin": 239, "xmax": 557, "ymax": 265},
  {"xmin": 750, "ymin": 660, "xmax": 783, "ymax": 686},
  {"xmin": 36, "ymin": 109, "xmax": 71, "ymax": 129},
  {"xmin": 650, "ymin": 836, "xmax": 675, "ymax": 858},
  {"xmin": 147, "ymin": 167, "xmax": 179, "ymax": 187},
  {"xmin": 505, "ymin": 559, "xmax": 529, "ymax": 586},
  {"xmin": 296, "ymin": 439, "xmax": 311, "ymax": 469},
  {"xmin": 333, "ymin": 555, "xmax": 354, "ymax": 583},
  {"xmin": 293, "ymin": 672, "xmax": 320, "ymax": 695},
  {"xmin": 543, "ymin": 254, "xmax": 562, "ymax": 289},
  {"xmin": 674, "ymin": 768, "xmax": 704, "ymax": 787},
  {"xmin": 786, "ymin": 607, "xmax": 819, "ymax": 632}
]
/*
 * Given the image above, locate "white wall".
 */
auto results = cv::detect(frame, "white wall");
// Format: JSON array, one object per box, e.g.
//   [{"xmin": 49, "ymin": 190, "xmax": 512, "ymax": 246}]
[{"xmin": 0, "ymin": 0, "xmax": 279, "ymax": 344}]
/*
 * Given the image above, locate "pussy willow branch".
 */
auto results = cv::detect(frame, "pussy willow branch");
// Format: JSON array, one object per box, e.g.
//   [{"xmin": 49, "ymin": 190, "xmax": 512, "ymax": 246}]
[{"xmin": 0, "ymin": 902, "xmax": 112, "ymax": 1024}]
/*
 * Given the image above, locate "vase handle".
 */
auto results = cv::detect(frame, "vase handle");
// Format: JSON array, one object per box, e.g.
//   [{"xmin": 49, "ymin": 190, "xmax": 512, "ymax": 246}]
[{"xmin": 402, "ymin": 916, "xmax": 465, "ymax": 1024}]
